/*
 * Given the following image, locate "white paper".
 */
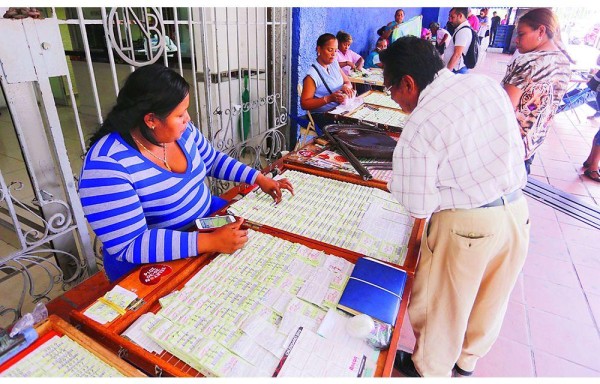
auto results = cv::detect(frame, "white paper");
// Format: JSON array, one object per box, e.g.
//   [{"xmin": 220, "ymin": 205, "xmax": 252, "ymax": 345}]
[
  {"xmin": 359, "ymin": 201, "xmax": 410, "ymax": 242},
  {"xmin": 121, "ymin": 313, "xmax": 164, "ymax": 354}
]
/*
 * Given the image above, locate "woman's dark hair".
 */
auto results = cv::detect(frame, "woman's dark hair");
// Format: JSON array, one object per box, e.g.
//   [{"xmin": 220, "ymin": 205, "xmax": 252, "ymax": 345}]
[
  {"xmin": 336, "ymin": 30, "xmax": 352, "ymax": 43},
  {"xmin": 380, "ymin": 36, "xmax": 444, "ymax": 92},
  {"xmin": 316, "ymin": 33, "xmax": 336, "ymax": 49},
  {"xmin": 377, "ymin": 25, "xmax": 386, "ymax": 36},
  {"xmin": 519, "ymin": 8, "xmax": 576, "ymax": 64},
  {"xmin": 88, "ymin": 64, "xmax": 190, "ymax": 148}
]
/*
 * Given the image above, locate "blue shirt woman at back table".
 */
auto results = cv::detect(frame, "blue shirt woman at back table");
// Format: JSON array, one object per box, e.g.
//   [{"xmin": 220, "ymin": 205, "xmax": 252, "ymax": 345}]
[{"xmin": 300, "ymin": 33, "xmax": 353, "ymax": 131}]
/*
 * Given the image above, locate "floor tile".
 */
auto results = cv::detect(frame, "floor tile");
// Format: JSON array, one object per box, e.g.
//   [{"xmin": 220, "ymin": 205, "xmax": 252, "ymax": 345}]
[
  {"xmin": 547, "ymin": 178, "xmax": 591, "ymax": 196},
  {"xmin": 528, "ymin": 308, "xmax": 600, "ymax": 371},
  {"xmin": 529, "ymin": 164, "xmax": 546, "ymax": 177},
  {"xmin": 528, "ymin": 216, "xmax": 563, "ymax": 239},
  {"xmin": 574, "ymin": 263, "xmax": 600, "ymax": 296},
  {"xmin": 534, "ymin": 349, "xmax": 600, "ymax": 377},
  {"xmin": 474, "ymin": 336, "xmax": 534, "ymax": 377},
  {"xmin": 523, "ymin": 253, "xmax": 580, "ymax": 289},
  {"xmin": 523, "ymin": 275, "xmax": 594, "ymax": 325},
  {"xmin": 555, "ymin": 210, "xmax": 598, "ymax": 229},
  {"xmin": 529, "ymin": 174, "xmax": 549, "ymax": 184},
  {"xmin": 526, "ymin": 198, "xmax": 558, "ymax": 221},
  {"xmin": 542, "ymin": 158, "xmax": 578, "ymax": 171},
  {"xmin": 527, "ymin": 233, "xmax": 571, "ymax": 261},
  {"xmin": 499, "ymin": 300, "xmax": 530, "ymax": 346},
  {"xmin": 569, "ymin": 242, "xmax": 600, "ymax": 269},
  {"xmin": 510, "ymin": 273, "xmax": 526, "ymax": 304},
  {"xmin": 587, "ymin": 293, "xmax": 600, "ymax": 327},
  {"xmin": 559, "ymin": 222, "xmax": 600, "ymax": 249}
]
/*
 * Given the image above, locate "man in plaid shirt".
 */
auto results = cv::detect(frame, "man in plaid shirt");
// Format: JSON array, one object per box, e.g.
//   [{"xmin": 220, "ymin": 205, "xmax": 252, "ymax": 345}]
[{"xmin": 380, "ymin": 36, "xmax": 530, "ymax": 377}]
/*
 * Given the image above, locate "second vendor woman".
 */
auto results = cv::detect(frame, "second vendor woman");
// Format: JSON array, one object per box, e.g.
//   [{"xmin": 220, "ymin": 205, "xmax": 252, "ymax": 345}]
[{"xmin": 300, "ymin": 33, "xmax": 353, "ymax": 131}]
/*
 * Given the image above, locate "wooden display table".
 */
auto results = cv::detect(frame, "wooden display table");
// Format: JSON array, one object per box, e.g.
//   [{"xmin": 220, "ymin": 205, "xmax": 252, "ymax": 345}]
[
  {"xmin": 0, "ymin": 314, "xmax": 144, "ymax": 377},
  {"xmin": 326, "ymin": 90, "xmax": 408, "ymax": 133},
  {"xmin": 68, "ymin": 223, "xmax": 419, "ymax": 377},
  {"xmin": 45, "ymin": 153, "xmax": 423, "ymax": 378},
  {"xmin": 347, "ymin": 68, "xmax": 384, "ymax": 87}
]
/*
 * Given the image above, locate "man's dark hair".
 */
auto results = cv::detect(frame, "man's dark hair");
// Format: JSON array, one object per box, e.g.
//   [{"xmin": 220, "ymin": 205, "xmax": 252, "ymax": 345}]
[
  {"xmin": 377, "ymin": 25, "xmax": 386, "ymax": 36},
  {"xmin": 379, "ymin": 36, "xmax": 444, "ymax": 92},
  {"xmin": 451, "ymin": 7, "xmax": 468, "ymax": 18}
]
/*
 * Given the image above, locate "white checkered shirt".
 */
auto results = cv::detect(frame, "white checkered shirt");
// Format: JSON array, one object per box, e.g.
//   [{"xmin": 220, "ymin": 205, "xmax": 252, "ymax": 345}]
[{"xmin": 388, "ymin": 69, "xmax": 527, "ymax": 219}]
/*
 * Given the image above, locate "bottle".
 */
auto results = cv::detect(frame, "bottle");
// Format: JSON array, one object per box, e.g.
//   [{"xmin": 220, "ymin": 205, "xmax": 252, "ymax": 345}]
[{"xmin": 239, "ymin": 73, "xmax": 251, "ymax": 141}]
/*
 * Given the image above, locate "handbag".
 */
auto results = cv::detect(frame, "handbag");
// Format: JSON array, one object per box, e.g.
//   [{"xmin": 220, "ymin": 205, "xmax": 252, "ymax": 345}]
[
  {"xmin": 326, "ymin": 124, "xmax": 397, "ymax": 160},
  {"xmin": 587, "ymin": 73, "xmax": 600, "ymax": 93}
]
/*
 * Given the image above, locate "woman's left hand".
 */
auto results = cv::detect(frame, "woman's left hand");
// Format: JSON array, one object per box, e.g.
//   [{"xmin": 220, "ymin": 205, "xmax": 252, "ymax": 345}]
[
  {"xmin": 256, "ymin": 173, "xmax": 294, "ymax": 204},
  {"xmin": 341, "ymin": 84, "xmax": 354, "ymax": 96}
]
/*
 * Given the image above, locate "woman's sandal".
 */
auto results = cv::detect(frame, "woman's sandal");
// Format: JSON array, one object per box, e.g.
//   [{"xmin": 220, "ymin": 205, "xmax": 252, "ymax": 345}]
[
  {"xmin": 584, "ymin": 169, "xmax": 600, "ymax": 182},
  {"xmin": 583, "ymin": 160, "xmax": 591, "ymax": 168}
]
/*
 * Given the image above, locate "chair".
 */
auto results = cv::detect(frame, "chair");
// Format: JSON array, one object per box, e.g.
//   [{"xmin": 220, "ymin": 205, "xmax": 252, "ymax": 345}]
[
  {"xmin": 288, "ymin": 110, "xmax": 320, "ymax": 151},
  {"xmin": 290, "ymin": 83, "xmax": 323, "ymax": 151}
]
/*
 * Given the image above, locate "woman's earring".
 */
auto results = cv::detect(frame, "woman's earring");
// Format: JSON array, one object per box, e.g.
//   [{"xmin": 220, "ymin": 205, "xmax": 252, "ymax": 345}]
[
  {"xmin": 150, "ymin": 125, "xmax": 155, "ymax": 130},
  {"xmin": 537, "ymin": 36, "xmax": 542, "ymax": 41}
]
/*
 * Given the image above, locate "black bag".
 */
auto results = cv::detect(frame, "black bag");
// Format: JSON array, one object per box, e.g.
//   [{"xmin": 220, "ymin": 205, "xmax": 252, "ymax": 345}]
[
  {"xmin": 453, "ymin": 25, "xmax": 480, "ymax": 69},
  {"xmin": 587, "ymin": 73, "xmax": 600, "ymax": 93},
  {"xmin": 436, "ymin": 42, "xmax": 445, "ymax": 55},
  {"xmin": 326, "ymin": 125, "xmax": 397, "ymax": 160}
]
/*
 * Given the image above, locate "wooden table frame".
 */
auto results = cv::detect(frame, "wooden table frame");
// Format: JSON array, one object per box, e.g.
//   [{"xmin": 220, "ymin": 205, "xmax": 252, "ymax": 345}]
[{"xmin": 47, "ymin": 154, "xmax": 423, "ymax": 378}]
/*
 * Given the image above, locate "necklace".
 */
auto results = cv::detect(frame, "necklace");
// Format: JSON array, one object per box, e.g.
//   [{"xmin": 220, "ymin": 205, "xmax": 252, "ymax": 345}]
[{"xmin": 132, "ymin": 136, "xmax": 172, "ymax": 171}]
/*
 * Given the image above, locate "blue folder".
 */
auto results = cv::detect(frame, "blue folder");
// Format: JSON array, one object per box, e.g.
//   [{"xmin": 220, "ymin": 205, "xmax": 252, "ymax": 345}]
[{"xmin": 337, "ymin": 257, "xmax": 407, "ymax": 325}]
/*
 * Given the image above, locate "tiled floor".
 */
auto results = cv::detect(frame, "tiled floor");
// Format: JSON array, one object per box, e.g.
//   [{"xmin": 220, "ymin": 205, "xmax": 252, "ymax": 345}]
[
  {"xmin": 1, "ymin": 47, "xmax": 600, "ymax": 376},
  {"xmin": 395, "ymin": 49, "xmax": 600, "ymax": 377}
]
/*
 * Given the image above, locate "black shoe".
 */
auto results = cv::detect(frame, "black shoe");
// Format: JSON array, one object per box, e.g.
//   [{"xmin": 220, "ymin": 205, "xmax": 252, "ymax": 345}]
[
  {"xmin": 394, "ymin": 350, "xmax": 421, "ymax": 377},
  {"xmin": 453, "ymin": 363, "xmax": 474, "ymax": 377}
]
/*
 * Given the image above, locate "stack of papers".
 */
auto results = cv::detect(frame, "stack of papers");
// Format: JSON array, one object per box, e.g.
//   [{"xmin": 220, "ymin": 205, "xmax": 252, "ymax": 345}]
[
  {"xmin": 137, "ymin": 230, "xmax": 377, "ymax": 377},
  {"xmin": 83, "ymin": 285, "xmax": 138, "ymax": 324},
  {"xmin": 1, "ymin": 335, "xmax": 124, "ymax": 377},
  {"xmin": 228, "ymin": 170, "xmax": 414, "ymax": 265}
]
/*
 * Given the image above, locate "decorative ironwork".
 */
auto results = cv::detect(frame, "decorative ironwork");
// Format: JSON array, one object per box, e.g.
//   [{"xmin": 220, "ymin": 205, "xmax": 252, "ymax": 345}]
[
  {"xmin": 0, "ymin": 173, "xmax": 86, "ymax": 326},
  {"xmin": 106, "ymin": 7, "xmax": 166, "ymax": 66},
  {"xmin": 208, "ymin": 92, "xmax": 288, "ymax": 196}
]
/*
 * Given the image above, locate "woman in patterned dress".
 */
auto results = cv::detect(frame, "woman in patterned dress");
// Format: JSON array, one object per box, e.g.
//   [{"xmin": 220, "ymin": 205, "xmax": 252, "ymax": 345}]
[{"xmin": 501, "ymin": 8, "xmax": 574, "ymax": 174}]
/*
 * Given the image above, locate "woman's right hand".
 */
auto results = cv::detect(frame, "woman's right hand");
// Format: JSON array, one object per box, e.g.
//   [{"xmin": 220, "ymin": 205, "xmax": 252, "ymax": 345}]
[
  {"xmin": 197, "ymin": 217, "xmax": 248, "ymax": 254},
  {"xmin": 327, "ymin": 91, "xmax": 346, "ymax": 104}
]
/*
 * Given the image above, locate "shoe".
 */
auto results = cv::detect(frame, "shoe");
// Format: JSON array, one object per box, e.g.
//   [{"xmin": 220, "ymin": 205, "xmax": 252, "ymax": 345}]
[
  {"xmin": 453, "ymin": 364, "xmax": 474, "ymax": 377},
  {"xmin": 394, "ymin": 350, "xmax": 421, "ymax": 377},
  {"xmin": 588, "ymin": 112, "xmax": 600, "ymax": 120},
  {"xmin": 584, "ymin": 160, "xmax": 591, "ymax": 168},
  {"xmin": 584, "ymin": 169, "xmax": 600, "ymax": 182}
]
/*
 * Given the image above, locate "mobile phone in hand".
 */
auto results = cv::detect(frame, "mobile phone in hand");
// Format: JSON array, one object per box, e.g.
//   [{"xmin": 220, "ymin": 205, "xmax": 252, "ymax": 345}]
[{"xmin": 195, "ymin": 215, "xmax": 236, "ymax": 232}]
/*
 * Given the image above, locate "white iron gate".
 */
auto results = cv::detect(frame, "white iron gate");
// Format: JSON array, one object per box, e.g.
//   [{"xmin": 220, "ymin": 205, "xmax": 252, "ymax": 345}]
[{"xmin": 0, "ymin": 7, "xmax": 291, "ymax": 326}]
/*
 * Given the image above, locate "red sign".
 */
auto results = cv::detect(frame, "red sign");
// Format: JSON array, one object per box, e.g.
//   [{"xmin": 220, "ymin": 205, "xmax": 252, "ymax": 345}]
[{"xmin": 139, "ymin": 265, "xmax": 172, "ymax": 285}]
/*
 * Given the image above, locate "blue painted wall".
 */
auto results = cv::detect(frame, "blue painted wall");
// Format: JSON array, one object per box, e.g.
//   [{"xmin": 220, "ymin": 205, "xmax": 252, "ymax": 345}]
[
  {"xmin": 289, "ymin": 7, "xmax": 433, "ymax": 145},
  {"xmin": 420, "ymin": 7, "xmax": 440, "ymax": 30}
]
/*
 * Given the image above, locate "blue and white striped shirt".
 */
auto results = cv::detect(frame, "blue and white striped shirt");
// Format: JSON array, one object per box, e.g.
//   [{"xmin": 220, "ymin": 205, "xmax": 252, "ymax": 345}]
[{"xmin": 78, "ymin": 123, "xmax": 259, "ymax": 281}]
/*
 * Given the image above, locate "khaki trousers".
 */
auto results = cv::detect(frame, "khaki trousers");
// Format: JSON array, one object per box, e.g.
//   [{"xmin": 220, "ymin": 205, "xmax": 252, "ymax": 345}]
[{"xmin": 409, "ymin": 195, "xmax": 530, "ymax": 377}]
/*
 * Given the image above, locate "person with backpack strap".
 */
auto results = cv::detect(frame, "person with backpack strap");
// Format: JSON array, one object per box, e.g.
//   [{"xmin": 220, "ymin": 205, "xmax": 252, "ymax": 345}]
[{"xmin": 443, "ymin": 7, "xmax": 478, "ymax": 74}]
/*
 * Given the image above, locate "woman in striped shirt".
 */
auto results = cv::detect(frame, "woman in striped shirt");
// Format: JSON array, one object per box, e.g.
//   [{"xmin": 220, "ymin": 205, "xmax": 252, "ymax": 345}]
[{"xmin": 78, "ymin": 64, "xmax": 293, "ymax": 282}]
